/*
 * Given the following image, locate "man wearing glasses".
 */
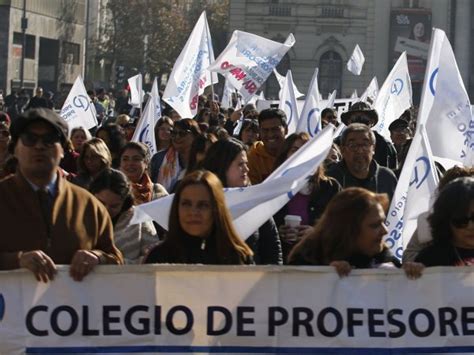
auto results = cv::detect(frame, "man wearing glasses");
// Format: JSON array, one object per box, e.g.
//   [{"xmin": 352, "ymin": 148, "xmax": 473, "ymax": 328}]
[
  {"xmin": 340, "ymin": 101, "xmax": 398, "ymax": 170},
  {"xmin": 327, "ymin": 123, "xmax": 398, "ymax": 200},
  {"xmin": 0, "ymin": 108, "xmax": 123, "ymax": 282}
]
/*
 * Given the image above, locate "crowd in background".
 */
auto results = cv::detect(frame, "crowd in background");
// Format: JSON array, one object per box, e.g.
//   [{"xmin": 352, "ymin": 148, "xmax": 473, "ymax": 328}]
[{"xmin": 0, "ymin": 85, "xmax": 472, "ymax": 284}]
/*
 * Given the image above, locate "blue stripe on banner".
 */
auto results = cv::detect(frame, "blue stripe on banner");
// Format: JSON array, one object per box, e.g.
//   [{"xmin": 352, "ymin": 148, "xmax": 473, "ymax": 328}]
[{"xmin": 25, "ymin": 345, "xmax": 474, "ymax": 354}]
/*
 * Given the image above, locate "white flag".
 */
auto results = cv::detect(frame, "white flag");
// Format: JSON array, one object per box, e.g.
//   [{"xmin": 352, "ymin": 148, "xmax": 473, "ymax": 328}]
[
  {"xmin": 128, "ymin": 74, "xmax": 143, "ymax": 108},
  {"xmin": 208, "ymin": 31, "xmax": 295, "ymax": 103},
  {"xmin": 163, "ymin": 11, "xmax": 217, "ymax": 118},
  {"xmin": 150, "ymin": 77, "xmax": 162, "ymax": 122},
  {"xmin": 384, "ymin": 126, "xmax": 439, "ymax": 259},
  {"xmin": 274, "ymin": 68, "xmax": 304, "ymax": 99},
  {"xmin": 350, "ymin": 90, "xmax": 358, "ymax": 99},
  {"xmin": 234, "ymin": 125, "xmax": 334, "ymax": 238},
  {"xmin": 296, "ymin": 68, "xmax": 323, "ymax": 137},
  {"xmin": 360, "ymin": 77, "xmax": 379, "ymax": 104},
  {"xmin": 220, "ymin": 77, "xmax": 235, "ymax": 109},
  {"xmin": 278, "ymin": 70, "xmax": 299, "ymax": 135},
  {"xmin": 132, "ymin": 126, "xmax": 334, "ymax": 239},
  {"xmin": 131, "ymin": 96, "xmax": 157, "ymax": 156},
  {"xmin": 424, "ymin": 29, "xmax": 474, "ymax": 165},
  {"xmin": 373, "ymin": 52, "xmax": 412, "ymax": 140},
  {"xmin": 60, "ymin": 76, "xmax": 98, "ymax": 131},
  {"xmin": 347, "ymin": 44, "xmax": 365, "ymax": 75}
]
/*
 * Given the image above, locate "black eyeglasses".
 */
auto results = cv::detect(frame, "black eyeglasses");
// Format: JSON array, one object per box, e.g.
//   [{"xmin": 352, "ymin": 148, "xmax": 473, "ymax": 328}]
[
  {"xmin": 171, "ymin": 129, "xmax": 191, "ymax": 139},
  {"xmin": 451, "ymin": 214, "xmax": 474, "ymax": 229},
  {"xmin": 20, "ymin": 131, "xmax": 61, "ymax": 147}
]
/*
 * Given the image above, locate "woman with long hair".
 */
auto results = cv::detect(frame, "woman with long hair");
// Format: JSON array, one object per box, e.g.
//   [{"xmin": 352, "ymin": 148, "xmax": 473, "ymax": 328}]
[
  {"xmin": 70, "ymin": 126, "xmax": 92, "ymax": 153},
  {"xmin": 150, "ymin": 118, "xmax": 201, "ymax": 192},
  {"xmin": 154, "ymin": 116, "xmax": 174, "ymax": 152},
  {"xmin": 90, "ymin": 169, "xmax": 158, "ymax": 264},
  {"xmin": 144, "ymin": 170, "xmax": 253, "ymax": 264},
  {"xmin": 289, "ymin": 188, "xmax": 423, "ymax": 278},
  {"xmin": 201, "ymin": 138, "xmax": 282, "ymax": 264},
  {"xmin": 273, "ymin": 132, "xmax": 341, "ymax": 262},
  {"xmin": 119, "ymin": 142, "xmax": 168, "ymax": 205},
  {"xmin": 95, "ymin": 124, "xmax": 127, "ymax": 168},
  {"xmin": 71, "ymin": 138, "xmax": 112, "ymax": 189},
  {"xmin": 416, "ymin": 177, "xmax": 474, "ymax": 266}
]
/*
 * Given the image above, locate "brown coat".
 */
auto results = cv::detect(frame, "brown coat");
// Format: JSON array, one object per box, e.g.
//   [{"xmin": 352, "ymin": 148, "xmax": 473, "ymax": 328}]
[{"xmin": 0, "ymin": 172, "xmax": 123, "ymax": 269}]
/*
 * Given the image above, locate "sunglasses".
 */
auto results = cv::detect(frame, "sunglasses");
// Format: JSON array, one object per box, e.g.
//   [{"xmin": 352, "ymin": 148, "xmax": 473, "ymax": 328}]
[
  {"xmin": 451, "ymin": 214, "xmax": 474, "ymax": 229},
  {"xmin": 171, "ymin": 129, "xmax": 191, "ymax": 139},
  {"xmin": 20, "ymin": 131, "xmax": 61, "ymax": 147}
]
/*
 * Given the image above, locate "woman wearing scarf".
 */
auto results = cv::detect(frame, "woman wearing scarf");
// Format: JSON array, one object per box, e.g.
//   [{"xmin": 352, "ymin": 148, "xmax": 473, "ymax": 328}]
[{"xmin": 119, "ymin": 142, "xmax": 168, "ymax": 205}]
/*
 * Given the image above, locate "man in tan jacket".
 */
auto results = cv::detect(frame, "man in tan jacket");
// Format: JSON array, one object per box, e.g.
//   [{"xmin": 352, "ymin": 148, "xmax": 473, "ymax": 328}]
[{"xmin": 0, "ymin": 108, "xmax": 123, "ymax": 282}]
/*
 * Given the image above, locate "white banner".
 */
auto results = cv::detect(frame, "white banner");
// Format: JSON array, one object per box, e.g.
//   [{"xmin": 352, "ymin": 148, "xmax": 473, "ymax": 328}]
[
  {"xmin": 208, "ymin": 31, "xmax": 295, "ymax": 103},
  {"xmin": 360, "ymin": 76, "xmax": 379, "ymax": 104},
  {"xmin": 1, "ymin": 266, "xmax": 474, "ymax": 354},
  {"xmin": 278, "ymin": 70, "xmax": 299, "ymax": 135},
  {"xmin": 127, "ymin": 74, "xmax": 143, "ymax": 108},
  {"xmin": 273, "ymin": 68, "xmax": 304, "ymax": 99},
  {"xmin": 296, "ymin": 68, "xmax": 322, "ymax": 137},
  {"xmin": 347, "ymin": 44, "xmax": 365, "ymax": 75},
  {"xmin": 163, "ymin": 11, "xmax": 217, "ymax": 119},
  {"xmin": 424, "ymin": 29, "xmax": 474, "ymax": 166},
  {"xmin": 60, "ymin": 76, "xmax": 98, "ymax": 131},
  {"xmin": 150, "ymin": 76, "xmax": 162, "ymax": 122},
  {"xmin": 131, "ymin": 94, "xmax": 158, "ymax": 156},
  {"xmin": 373, "ymin": 52, "xmax": 412, "ymax": 140},
  {"xmin": 384, "ymin": 126, "xmax": 439, "ymax": 259}
]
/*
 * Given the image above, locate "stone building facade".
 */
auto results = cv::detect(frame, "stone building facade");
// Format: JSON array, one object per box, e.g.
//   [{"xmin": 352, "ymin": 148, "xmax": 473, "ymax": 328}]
[{"xmin": 229, "ymin": 0, "xmax": 472, "ymax": 104}]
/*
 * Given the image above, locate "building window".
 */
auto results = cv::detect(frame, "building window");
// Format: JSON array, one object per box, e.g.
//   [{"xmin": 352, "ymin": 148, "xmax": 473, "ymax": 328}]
[
  {"xmin": 62, "ymin": 42, "xmax": 80, "ymax": 65},
  {"xmin": 13, "ymin": 32, "xmax": 35, "ymax": 59},
  {"xmin": 269, "ymin": 0, "xmax": 291, "ymax": 16},
  {"xmin": 321, "ymin": 6, "xmax": 344, "ymax": 18},
  {"xmin": 319, "ymin": 51, "xmax": 342, "ymax": 96}
]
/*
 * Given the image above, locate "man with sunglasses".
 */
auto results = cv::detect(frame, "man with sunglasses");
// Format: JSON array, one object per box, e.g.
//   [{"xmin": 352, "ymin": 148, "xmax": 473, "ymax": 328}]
[
  {"xmin": 339, "ymin": 101, "xmax": 398, "ymax": 170},
  {"xmin": 0, "ymin": 108, "xmax": 123, "ymax": 282}
]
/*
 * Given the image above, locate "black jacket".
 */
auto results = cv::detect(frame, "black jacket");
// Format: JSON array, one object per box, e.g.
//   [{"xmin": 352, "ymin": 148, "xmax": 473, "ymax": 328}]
[
  {"xmin": 245, "ymin": 218, "xmax": 283, "ymax": 265},
  {"xmin": 327, "ymin": 160, "xmax": 397, "ymax": 201}
]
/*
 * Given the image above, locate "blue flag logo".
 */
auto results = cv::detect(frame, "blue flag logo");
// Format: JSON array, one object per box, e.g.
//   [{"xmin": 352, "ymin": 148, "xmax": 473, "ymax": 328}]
[{"xmin": 0, "ymin": 293, "xmax": 5, "ymax": 321}]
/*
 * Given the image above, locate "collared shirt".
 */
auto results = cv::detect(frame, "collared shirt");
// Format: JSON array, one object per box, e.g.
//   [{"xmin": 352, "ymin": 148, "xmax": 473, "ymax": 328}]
[{"xmin": 26, "ymin": 173, "xmax": 58, "ymax": 199}]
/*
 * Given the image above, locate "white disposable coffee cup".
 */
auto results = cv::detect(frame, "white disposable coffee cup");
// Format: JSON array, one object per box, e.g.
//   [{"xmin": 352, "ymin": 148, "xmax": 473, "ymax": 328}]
[{"xmin": 284, "ymin": 215, "xmax": 302, "ymax": 228}]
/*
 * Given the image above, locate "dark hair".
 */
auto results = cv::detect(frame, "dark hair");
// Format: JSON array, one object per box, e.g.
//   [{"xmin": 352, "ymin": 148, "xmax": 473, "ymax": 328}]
[
  {"xmin": 273, "ymin": 132, "xmax": 310, "ymax": 170},
  {"xmin": 174, "ymin": 118, "xmax": 201, "ymax": 137},
  {"xmin": 89, "ymin": 168, "xmax": 134, "ymax": 223},
  {"xmin": 187, "ymin": 133, "xmax": 217, "ymax": 173},
  {"xmin": 119, "ymin": 141, "xmax": 151, "ymax": 165},
  {"xmin": 161, "ymin": 170, "xmax": 253, "ymax": 264},
  {"xmin": 95, "ymin": 124, "xmax": 127, "ymax": 159},
  {"xmin": 196, "ymin": 108, "xmax": 211, "ymax": 123},
  {"xmin": 288, "ymin": 188, "xmax": 389, "ymax": 265},
  {"xmin": 237, "ymin": 119, "xmax": 259, "ymax": 142},
  {"xmin": 154, "ymin": 116, "xmax": 174, "ymax": 150},
  {"xmin": 340, "ymin": 123, "xmax": 375, "ymax": 146},
  {"xmin": 429, "ymin": 177, "xmax": 474, "ymax": 245},
  {"xmin": 258, "ymin": 108, "xmax": 287, "ymax": 128},
  {"xmin": 201, "ymin": 138, "xmax": 247, "ymax": 187},
  {"xmin": 437, "ymin": 166, "xmax": 474, "ymax": 191},
  {"xmin": 321, "ymin": 108, "xmax": 336, "ymax": 118}
]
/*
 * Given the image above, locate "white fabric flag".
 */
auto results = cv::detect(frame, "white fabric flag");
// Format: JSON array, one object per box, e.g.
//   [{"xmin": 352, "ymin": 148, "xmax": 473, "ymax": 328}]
[
  {"xmin": 384, "ymin": 126, "xmax": 439, "ymax": 259},
  {"xmin": 128, "ymin": 74, "xmax": 143, "ymax": 108},
  {"xmin": 234, "ymin": 125, "xmax": 334, "ymax": 238},
  {"xmin": 60, "ymin": 76, "xmax": 98, "ymax": 131},
  {"xmin": 131, "ymin": 94, "xmax": 157, "ymax": 156},
  {"xmin": 296, "ymin": 68, "xmax": 323, "ymax": 137},
  {"xmin": 132, "ymin": 126, "xmax": 334, "ymax": 239},
  {"xmin": 350, "ymin": 90, "xmax": 358, "ymax": 99},
  {"xmin": 150, "ymin": 77, "xmax": 162, "ymax": 122},
  {"xmin": 278, "ymin": 70, "xmax": 299, "ymax": 135},
  {"xmin": 220, "ymin": 77, "xmax": 235, "ymax": 109},
  {"xmin": 360, "ymin": 77, "xmax": 379, "ymax": 104},
  {"xmin": 274, "ymin": 68, "xmax": 304, "ymax": 99},
  {"xmin": 163, "ymin": 11, "xmax": 217, "ymax": 118},
  {"xmin": 424, "ymin": 29, "xmax": 474, "ymax": 165},
  {"xmin": 208, "ymin": 31, "xmax": 295, "ymax": 103},
  {"xmin": 373, "ymin": 52, "xmax": 412, "ymax": 140},
  {"xmin": 347, "ymin": 44, "xmax": 365, "ymax": 75}
]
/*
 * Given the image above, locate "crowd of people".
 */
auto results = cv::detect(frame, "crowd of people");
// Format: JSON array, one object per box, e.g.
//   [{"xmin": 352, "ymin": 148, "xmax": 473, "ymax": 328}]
[{"xmin": 0, "ymin": 87, "xmax": 472, "ymax": 284}]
